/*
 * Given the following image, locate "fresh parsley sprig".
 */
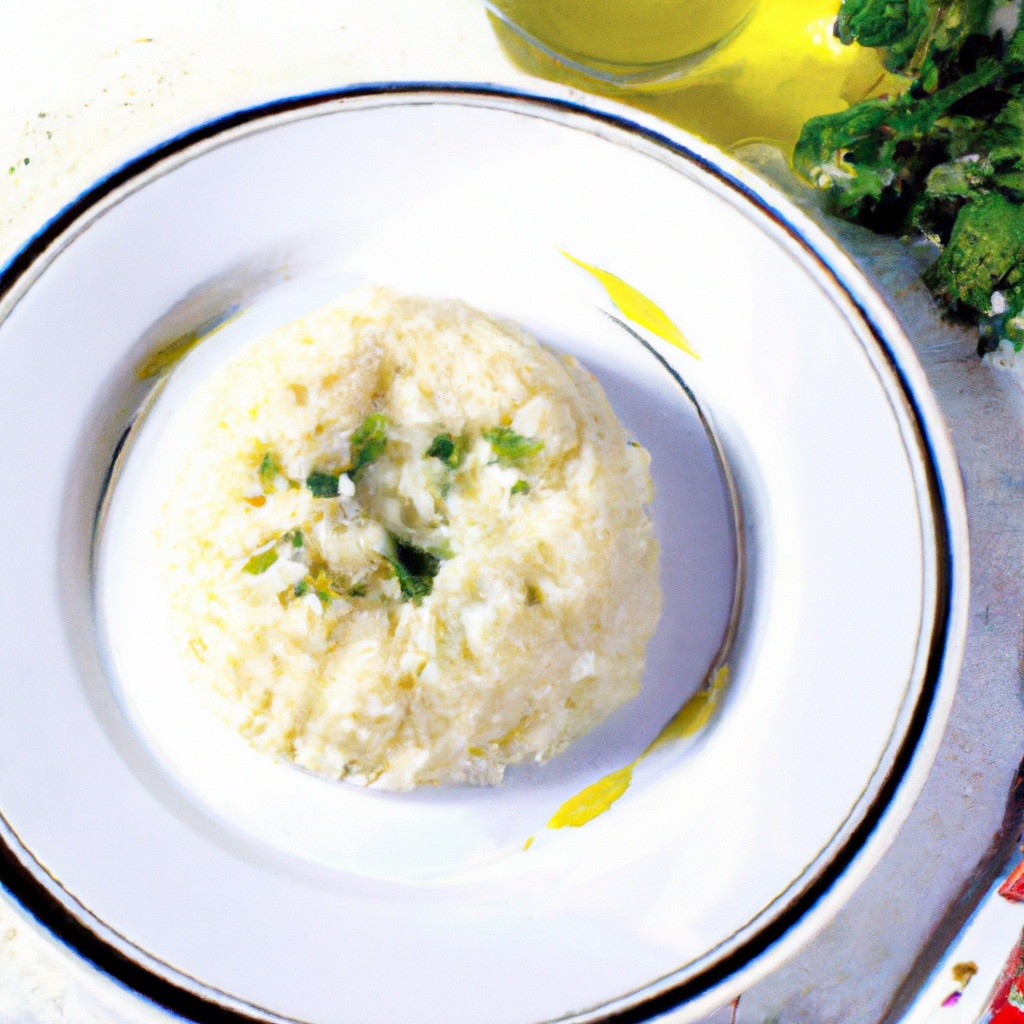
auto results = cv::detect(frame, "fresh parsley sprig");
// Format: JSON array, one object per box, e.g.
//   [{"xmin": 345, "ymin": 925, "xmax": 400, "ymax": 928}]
[{"xmin": 797, "ymin": 0, "xmax": 1024, "ymax": 349}]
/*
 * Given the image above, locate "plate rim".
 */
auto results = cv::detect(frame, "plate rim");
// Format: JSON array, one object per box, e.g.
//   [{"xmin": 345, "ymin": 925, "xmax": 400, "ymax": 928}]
[{"xmin": 0, "ymin": 82, "xmax": 970, "ymax": 1024}]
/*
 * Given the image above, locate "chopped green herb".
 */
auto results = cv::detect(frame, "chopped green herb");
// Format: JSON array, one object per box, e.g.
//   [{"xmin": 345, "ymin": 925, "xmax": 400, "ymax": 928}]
[
  {"xmin": 348, "ymin": 413, "xmax": 387, "ymax": 480},
  {"xmin": 511, "ymin": 479, "xmax": 530, "ymax": 496},
  {"xmin": 259, "ymin": 452, "xmax": 281, "ymax": 491},
  {"xmin": 396, "ymin": 539, "xmax": 441, "ymax": 578},
  {"xmin": 427, "ymin": 538, "xmax": 454, "ymax": 560},
  {"xmin": 385, "ymin": 535, "xmax": 443, "ymax": 602},
  {"xmin": 387, "ymin": 559, "xmax": 433, "ymax": 601},
  {"xmin": 426, "ymin": 432, "xmax": 468, "ymax": 469},
  {"xmin": 283, "ymin": 529, "xmax": 304, "ymax": 548},
  {"xmin": 483, "ymin": 426, "xmax": 544, "ymax": 465},
  {"xmin": 294, "ymin": 579, "xmax": 310, "ymax": 597},
  {"xmin": 311, "ymin": 570, "xmax": 341, "ymax": 607},
  {"xmin": 348, "ymin": 584, "xmax": 368, "ymax": 597},
  {"xmin": 243, "ymin": 548, "xmax": 278, "ymax": 575},
  {"xmin": 306, "ymin": 471, "xmax": 341, "ymax": 498},
  {"xmin": 426, "ymin": 433, "xmax": 454, "ymax": 461}
]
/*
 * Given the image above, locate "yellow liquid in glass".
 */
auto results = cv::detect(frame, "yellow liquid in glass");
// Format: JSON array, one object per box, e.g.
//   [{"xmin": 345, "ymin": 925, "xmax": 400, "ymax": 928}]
[
  {"xmin": 491, "ymin": 0, "xmax": 757, "ymax": 69},
  {"xmin": 491, "ymin": 0, "xmax": 910, "ymax": 150}
]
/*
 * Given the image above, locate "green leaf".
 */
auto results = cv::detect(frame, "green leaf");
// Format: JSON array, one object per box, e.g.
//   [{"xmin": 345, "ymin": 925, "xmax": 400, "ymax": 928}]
[
  {"xmin": 385, "ymin": 535, "xmax": 443, "ymax": 602},
  {"xmin": 306, "ymin": 471, "xmax": 340, "ymax": 498},
  {"xmin": 994, "ymin": 169, "xmax": 1024, "ymax": 197},
  {"xmin": 259, "ymin": 452, "xmax": 281, "ymax": 491},
  {"xmin": 924, "ymin": 192, "xmax": 1024, "ymax": 311},
  {"xmin": 511, "ymin": 479, "xmax": 530, "ymax": 495},
  {"xmin": 834, "ymin": 0, "xmax": 997, "ymax": 74},
  {"xmin": 482, "ymin": 426, "xmax": 544, "ymax": 466},
  {"xmin": 1009, "ymin": 21, "xmax": 1024, "ymax": 63},
  {"xmin": 348, "ymin": 413, "xmax": 387, "ymax": 480},
  {"xmin": 386, "ymin": 559, "xmax": 433, "ymax": 601},
  {"xmin": 794, "ymin": 45, "xmax": 1008, "ymax": 238},
  {"xmin": 836, "ymin": 0, "xmax": 920, "ymax": 52},
  {"xmin": 923, "ymin": 160, "xmax": 983, "ymax": 197},
  {"xmin": 427, "ymin": 434, "xmax": 454, "ymax": 462},
  {"xmin": 243, "ymin": 548, "xmax": 278, "ymax": 575},
  {"xmin": 426, "ymin": 432, "xmax": 468, "ymax": 469}
]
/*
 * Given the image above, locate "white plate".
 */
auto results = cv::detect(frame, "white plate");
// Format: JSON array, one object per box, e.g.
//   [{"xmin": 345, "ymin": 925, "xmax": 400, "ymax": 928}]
[{"xmin": 0, "ymin": 86, "xmax": 968, "ymax": 1024}]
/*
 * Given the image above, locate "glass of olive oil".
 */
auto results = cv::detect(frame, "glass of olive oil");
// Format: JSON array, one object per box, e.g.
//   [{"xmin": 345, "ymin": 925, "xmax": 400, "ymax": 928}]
[{"xmin": 485, "ymin": 0, "xmax": 758, "ymax": 90}]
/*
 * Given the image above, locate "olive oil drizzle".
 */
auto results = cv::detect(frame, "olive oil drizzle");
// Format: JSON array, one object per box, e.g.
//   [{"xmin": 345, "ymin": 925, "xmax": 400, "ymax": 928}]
[{"xmin": 544, "ymin": 664, "xmax": 730, "ymax": 832}]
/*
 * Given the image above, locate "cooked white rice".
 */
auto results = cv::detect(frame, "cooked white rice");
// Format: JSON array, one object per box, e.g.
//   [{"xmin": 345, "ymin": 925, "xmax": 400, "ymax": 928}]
[{"xmin": 158, "ymin": 287, "xmax": 661, "ymax": 789}]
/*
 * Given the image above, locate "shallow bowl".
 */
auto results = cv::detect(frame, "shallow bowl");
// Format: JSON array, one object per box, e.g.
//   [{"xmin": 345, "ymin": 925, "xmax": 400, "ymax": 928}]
[{"xmin": 0, "ymin": 85, "xmax": 968, "ymax": 1024}]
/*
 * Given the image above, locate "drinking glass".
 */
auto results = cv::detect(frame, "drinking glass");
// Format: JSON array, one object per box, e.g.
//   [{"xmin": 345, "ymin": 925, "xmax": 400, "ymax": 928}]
[{"xmin": 484, "ymin": 0, "xmax": 759, "ymax": 90}]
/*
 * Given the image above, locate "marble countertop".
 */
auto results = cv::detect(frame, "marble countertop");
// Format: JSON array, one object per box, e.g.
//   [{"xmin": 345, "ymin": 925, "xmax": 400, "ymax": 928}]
[{"xmin": 2, "ymin": 5, "xmax": 1024, "ymax": 1023}]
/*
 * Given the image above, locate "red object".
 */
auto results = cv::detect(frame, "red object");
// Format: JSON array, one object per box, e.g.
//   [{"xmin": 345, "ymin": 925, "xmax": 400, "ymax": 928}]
[
  {"xmin": 1000, "ymin": 862, "xmax": 1024, "ymax": 903},
  {"xmin": 988, "ymin": 1005, "xmax": 1024, "ymax": 1024},
  {"xmin": 985, "ymin": 935, "xmax": 1024, "ymax": 1021}
]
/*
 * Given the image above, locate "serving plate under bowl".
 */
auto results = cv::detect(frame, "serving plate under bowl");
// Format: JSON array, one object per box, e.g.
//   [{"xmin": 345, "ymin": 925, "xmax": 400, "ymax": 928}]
[{"xmin": 0, "ymin": 85, "xmax": 967, "ymax": 1024}]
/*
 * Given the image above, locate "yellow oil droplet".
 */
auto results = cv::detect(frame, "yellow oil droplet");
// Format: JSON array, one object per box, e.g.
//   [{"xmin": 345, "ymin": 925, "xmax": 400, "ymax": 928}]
[
  {"xmin": 548, "ymin": 762, "xmax": 636, "ymax": 829},
  {"xmin": 646, "ymin": 664, "xmax": 729, "ymax": 753},
  {"xmin": 546, "ymin": 665, "xmax": 730, "ymax": 830},
  {"xmin": 523, "ymin": 835, "xmax": 534, "ymax": 850},
  {"xmin": 136, "ymin": 310, "xmax": 239, "ymax": 379},
  {"xmin": 137, "ymin": 331, "xmax": 205, "ymax": 379},
  {"xmin": 562, "ymin": 251, "xmax": 699, "ymax": 358}
]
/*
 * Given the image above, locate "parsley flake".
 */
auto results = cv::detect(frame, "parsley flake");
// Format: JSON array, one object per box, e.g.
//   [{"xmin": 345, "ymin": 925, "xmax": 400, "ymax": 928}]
[
  {"xmin": 385, "ymin": 535, "xmax": 443, "ymax": 602},
  {"xmin": 348, "ymin": 414, "xmax": 387, "ymax": 480},
  {"xmin": 259, "ymin": 452, "xmax": 281, "ymax": 492},
  {"xmin": 483, "ymin": 426, "xmax": 543, "ymax": 466},
  {"xmin": 243, "ymin": 548, "xmax": 278, "ymax": 575},
  {"xmin": 426, "ymin": 432, "xmax": 468, "ymax": 469},
  {"xmin": 306, "ymin": 471, "xmax": 341, "ymax": 498}
]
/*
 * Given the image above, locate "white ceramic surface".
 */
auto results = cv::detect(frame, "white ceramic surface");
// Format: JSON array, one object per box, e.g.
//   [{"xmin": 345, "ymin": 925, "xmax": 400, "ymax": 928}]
[{"xmin": 0, "ymin": 88, "xmax": 966, "ymax": 1024}]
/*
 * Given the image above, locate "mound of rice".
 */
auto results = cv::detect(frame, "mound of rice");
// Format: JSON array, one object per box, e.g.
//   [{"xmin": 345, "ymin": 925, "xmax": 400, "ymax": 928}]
[{"xmin": 158, "ymin": 287, "xmax": 661, "ymax": 790}]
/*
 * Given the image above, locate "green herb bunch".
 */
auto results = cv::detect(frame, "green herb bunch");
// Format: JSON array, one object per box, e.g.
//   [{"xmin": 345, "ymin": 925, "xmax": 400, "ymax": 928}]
[{"xmin": 795, "ymin": 0, "xmax": 1024, "ymax": 350}]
